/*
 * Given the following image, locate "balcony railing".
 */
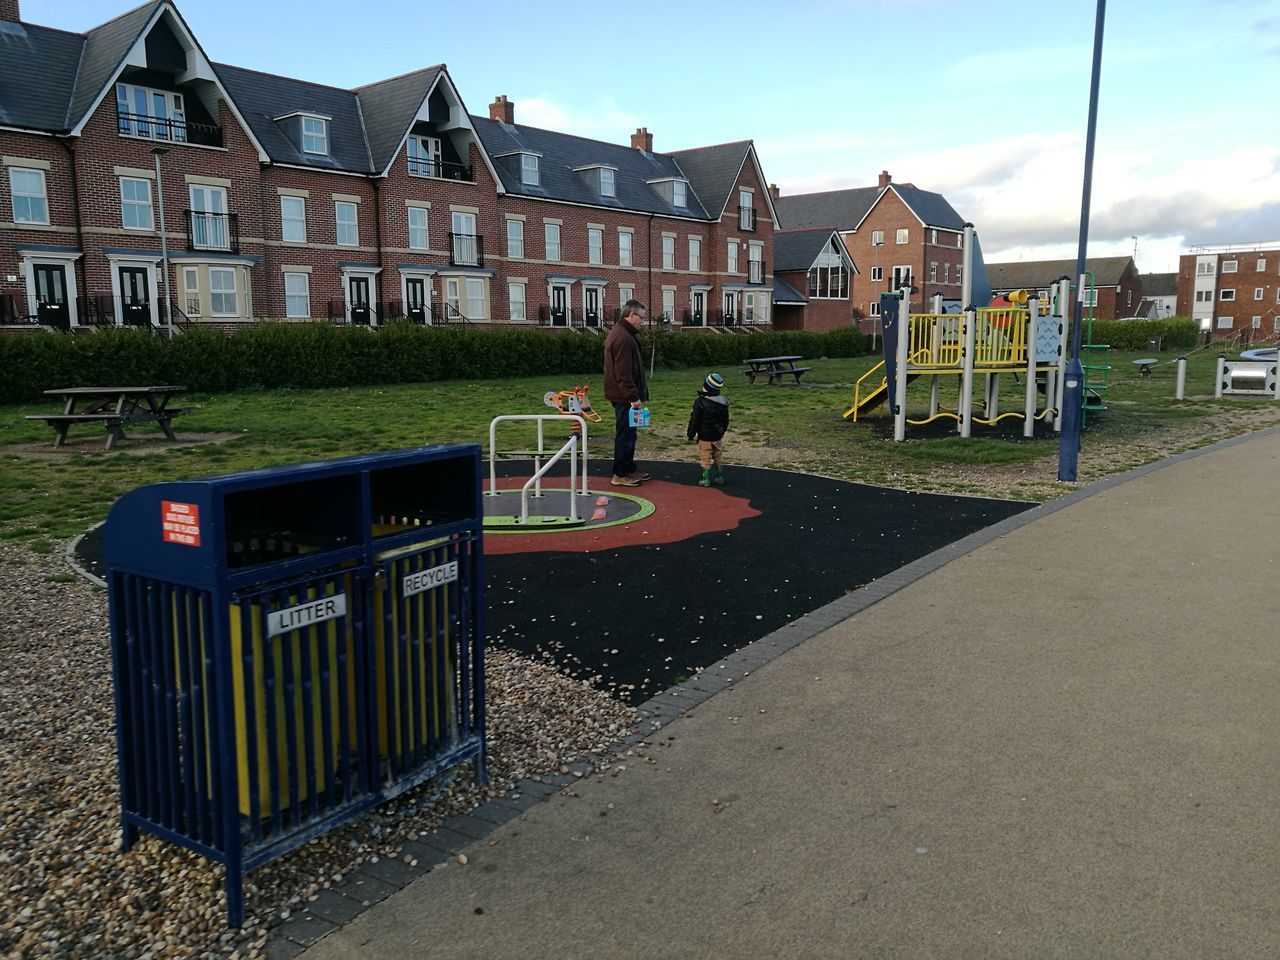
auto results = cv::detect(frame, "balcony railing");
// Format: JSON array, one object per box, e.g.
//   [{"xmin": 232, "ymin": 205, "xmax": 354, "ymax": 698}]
[
  {"xmin": 748, "ymin": 259, "xmax": 766, "ymax": 284},
  {"xmin": 185, "ymin": 210, "xmax": 240, "ymax": 253},
  {"xmin": 449, "ymin": 232, "xmax": 484, "ymax": 268},
  {"xmin": 407, "ymin": 157, "xmax": 474, "ymax": 182},
  {"xmin": 738, "ymin": 205, "xmax": 757, "ymax": 231},
  {"xmin": 117, "ymin": 110, "xmax": 223, "ymax": 148}
]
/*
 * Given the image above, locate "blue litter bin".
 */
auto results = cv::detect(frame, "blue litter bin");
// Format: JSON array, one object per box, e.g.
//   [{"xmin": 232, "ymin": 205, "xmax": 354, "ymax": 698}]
[{"xmin": 103, "ymin": 445, "xmax": 486, "ymax": 926}]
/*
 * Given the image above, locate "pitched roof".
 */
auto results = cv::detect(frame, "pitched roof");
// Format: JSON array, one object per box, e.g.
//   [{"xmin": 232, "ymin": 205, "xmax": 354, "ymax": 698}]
[
  {"xmin": 470, "ymin": 116, "xmax": 711, "ymax": 218},
  {"xmin": 666, "ymin": 141, "xmax": 751, "ymax": 219},
  {"xmin": 67, "ymin": 1, "xmax": 164, "ymax": 129},
  {"xmin": 986, "ymin": 256, "xmax": 1136, "ymax": 290},
  {"xmin": 890, "ymin": 184, "xmax": 965, "ymax": 230},
  {"xmin": 1140, "ymin": 272, "xmax": 1177, "ymax": 296},
  {"xmin": 0, "ymin": 21, "xmax": 85, "ymax": 131},
  {"xmin": 772, "ymin": 276, "xmax": 808, "ymax": 305},
  {"xmin": 775, "ymin": 187, "xmax": 881, "ymax": 231},
  {"xmin": 774, "ymin": 229, "xmax": 844, "ymax": 272},
  {"xmin": 355, "ymin": 67, "xmax": 442, "ymax": 173}
]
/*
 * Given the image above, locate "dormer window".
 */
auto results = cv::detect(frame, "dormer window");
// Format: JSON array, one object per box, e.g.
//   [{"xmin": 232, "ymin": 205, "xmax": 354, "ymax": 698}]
[
  {"xmin": 673, "ymin": 180, "xmax": 687, "ymax": 208},
  {"xmin": 521, "ymin": 154, "xmax": 540, "ymax": 186},
  {"xmin": 600, "ymin": 168, "xmax": 616, "ymax": 197},
  {"xmin": 301, "ymin": 116, "xmax": 329, "ymax": 155},
  {"xmin": 116, "ymin": 82, "xmax": 186, "ymax": 142},
  {"xmin": 407, "ymin": 135, "xmax": 441, "ymax": 177}
]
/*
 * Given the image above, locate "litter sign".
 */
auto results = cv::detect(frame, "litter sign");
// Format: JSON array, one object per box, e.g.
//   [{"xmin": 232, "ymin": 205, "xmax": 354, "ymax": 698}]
[{"xmin": 161, "ymin": 501, "xmax": 201, "ymax": 547}]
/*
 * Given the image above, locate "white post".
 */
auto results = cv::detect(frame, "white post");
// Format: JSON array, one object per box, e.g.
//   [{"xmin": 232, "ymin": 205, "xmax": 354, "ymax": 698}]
[
  {"xmin": 1215, "ymin": 355, "xmax": 1225, "ymax": 399},
  {"xmin": 961, "ymin": 223, "xmax": 974, "ymax": 308},
  {"xmin": 1025, "ymin": 297, "xmax": 1039, "ymax": 437},
  {"xmin": 1274, "ymin": 356, "xmax": 1280, "ymax": 401},
  {"xmin": 929, "ymin": 292, "xmax": 943, "ymax": 417},
  {"xmin": 1054, "ymin": 278, "xmax": 1070, "ymax": 431},
  {"xmin": 894, "ymin": 292, "xmax": 909, "ymax": 442},
  {"xmin": 1175, "ymin": 355, "xmax": 1187, "ymax": 400},
  {"xmin": 960, "ymin": 307, "xmax": 976, "ymax": 438},
  {"xmin": 534, "ymin": 418, "xmax": 545, "ymax": 498}
]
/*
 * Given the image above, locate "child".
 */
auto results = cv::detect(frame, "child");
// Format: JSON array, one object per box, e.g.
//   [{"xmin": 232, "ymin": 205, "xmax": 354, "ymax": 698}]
[{"xmin": 686, "ymin": 372, "xmax": 730, "ymax": 487}]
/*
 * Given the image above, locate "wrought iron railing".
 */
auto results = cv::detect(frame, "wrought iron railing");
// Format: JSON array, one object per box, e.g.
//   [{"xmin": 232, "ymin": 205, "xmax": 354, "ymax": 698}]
[
  {"xmin": 407, "ymin": 157, "xmax": 473, "ymax": 182},
  {"xmin": 449, "ymin": 233, "xmax": 483, "ymax": 268},
  {"xmin": 117, "ymin": 109, "xmax": 222, "ymax": 148},
  {"xmin": 432, "ymin": 300, "xmax": 475, "ymax": 325},
  {"xmin": 185, "ymin": 210, "xmax": 240, "ymax": 253}
]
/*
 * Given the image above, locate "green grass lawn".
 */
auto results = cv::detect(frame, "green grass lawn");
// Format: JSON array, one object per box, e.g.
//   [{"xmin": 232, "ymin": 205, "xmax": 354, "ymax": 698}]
[{"xmin": 1, "ymin": 347, "xmax": 1275, "ymax": 542}]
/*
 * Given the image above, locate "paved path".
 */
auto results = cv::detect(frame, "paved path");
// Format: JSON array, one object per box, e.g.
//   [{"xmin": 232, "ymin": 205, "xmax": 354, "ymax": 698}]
[{"xmin": 303, "ymin": 431, "xmax": 1280, "ymax": 959}]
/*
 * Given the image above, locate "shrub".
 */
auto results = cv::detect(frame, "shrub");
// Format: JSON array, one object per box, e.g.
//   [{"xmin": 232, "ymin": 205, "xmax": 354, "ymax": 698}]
[{"xmin": 1088, "ymin": 317, "xmax": 1198, "ymax": 352}]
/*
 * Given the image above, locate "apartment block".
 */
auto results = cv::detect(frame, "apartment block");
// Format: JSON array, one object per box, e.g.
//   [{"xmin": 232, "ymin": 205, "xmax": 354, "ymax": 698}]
[{"xmin": 1176, "ymin": 243, "xmax": 1280, "ymax": 335}]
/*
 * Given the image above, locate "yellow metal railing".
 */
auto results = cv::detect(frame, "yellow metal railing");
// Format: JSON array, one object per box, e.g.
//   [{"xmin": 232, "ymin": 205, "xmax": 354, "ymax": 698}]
[
  {"xmin": 848, "ymin": 360, "xmax": 887, "ymax": 420},
  {"xmin": 908, "ymin": 313, "xmax": 962, "ymax": 368},
  {"xmin": 973, "ymin": 308, "xmax": 1027, "ymax": 366}
]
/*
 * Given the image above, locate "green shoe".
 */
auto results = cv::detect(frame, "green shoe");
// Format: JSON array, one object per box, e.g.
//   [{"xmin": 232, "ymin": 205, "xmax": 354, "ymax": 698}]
[
  {"xmin": 698, "ymin": 468, "xmax": 712, "ymax": 487},
  {"xmin": 711, "ymin": 466, "xmax": 725, "ymax": 486}
]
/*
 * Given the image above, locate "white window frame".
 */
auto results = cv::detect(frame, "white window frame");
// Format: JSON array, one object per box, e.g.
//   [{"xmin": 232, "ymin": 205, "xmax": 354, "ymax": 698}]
[
  {"xmin": 943, "ymin": 262, "xmax": 950, "ymax": 284},
  {"xmin": 335, "ymin": 201, "xmax": 358, "ymax": 247},
  {"xmin": 407, "ymin": 135, "xmax": 442, "ymax": 177},
  {"xmin": 1081, "ymin": 287, "xmax": 1098, "ymax": 307},
  {"xmin": 1220, "ymin": 289, "xmax": 1236, "ymax": 302},
  {"xmin": 408, "ymin": 206, "xmax": 429, "ymax": 251},
  {"xmin": 929, "ymin": 261, "xmax": 937, "ymax": 282},
  {"xmin": 618, "ymin": 230, "xmax": 633, "ymax": 267},
  {"xmin": 280, "ymin": 195, "xmax": 306, "ymax": 243},
  {"xmin": 956, "ymin": 264, "xmax": 963, "ymax": 284},
  {"xmin": 521, "ymin": 154, "xmax": 540, "ymax": 186},
  {"xmin": 600, "ymin": 168, "xmax": 616, "ymax": 197},
  {"xmin": 870, "ymin": 266, "xmax": 883, "ymax": 282},
  {"xmin": 188, "ymin": 184, "xmax": 229, "ymax": 250},
  {"xmin": 662, "ymin": 236, "xmax": 675, "ymax": 270},
  {"xmin": 1195, "ymin": 290, "xmax": 1211, "ymax": 303},
  {"xmin": 1254, "ymin": 287, "xmax": 1264, "ymax": 301},
  {"xmin": 182, "ymin": 266, "xmax": 200, "ymax": 316},
  {"xmin": 465, "ymin": 277, "xmax": 486, "ymax": 319},
  {"xmin": 1251, "ymin": 315, "xmax": 1262, "ymax": 329},
  {"xmin": 209, "ymin": 267, "xmax": 238, "ymax": 318},
  {"xmin": 727, "ymin": 240, "xmax": 738, "ymax": 274},
  {"xmin": 662, "ymin": 288, "xmax": 676, "ymax": 321},
  {"xmin": 115, "ymin": 82, "xmax": 186, "ymax": 142},
  {"xmin": 1217, "ymin": 316, "xmax": 1232, "ymax": 329},
  {"xmin": 9, "ymin": 167, "xmax": 49, "ymax": 225},
  {"xmin": 1222, "ymin": 260, "xmax": 1238, "ymax": 274},
  {"xmin": 896, "ymin": 228, "xmax": 909, "ymax": 244},
  {"xmin": 688, "ymin": 237, "xmax": 701, "ymax": 272},
  {"xmin": 739, "ymin": 189, "xmax": 753, "ymax": 229},
  {"xmin": 1257, "ymin": 258, "xmax": 1267, "ymax": 272},
  {"xmin": 506, "ymin": 218, "xmax": 524, "ymax": 259},
  {"xmin": 871, "ymin": 230, "xmax": 884, "ymax": 246},
  {"xmin": 544, "ymin": 222, "xmax": 561, "ymax": 261},
  {"xmin": 869, "ymin": 300, "xmax": 881, "ymax": 317},
  {"xmin": 1197, "ymin": 262, "xmax": 1215, "ymax": 276},
  {"xmin": 930, "ymin": 229, "xmax": 938, "ymax": 244},
  {"xmin": 120, "ymin": 176, "xmax": 153, "ymax": 232},
  {"xmin": 301, "ymin": 116, "xmax": 329, "ymax": 155},
  {"xmin": 891, "ymin": 265, "xmax": 912, "ymax": 290},
  {"xmin": 445, "ymin": 277, "xmax": 461, "ymax": 315},
  {"xmin": 588, "ymin": 227, "xmax": 603, "ymax": 266},
  {"xmin": 618, "ymin": 285, "xmax": 635, "ymax": 306},
  {"xmin": 508, "ymin": 281, "xmax": 526, "ymax": 322},
  {"xmin": 672, "ymin": 180, "xmax": 687, "ymax": 208},
  {"xmin": 284, "ymin": 271, "xmax": 310, "ymax": 319}
]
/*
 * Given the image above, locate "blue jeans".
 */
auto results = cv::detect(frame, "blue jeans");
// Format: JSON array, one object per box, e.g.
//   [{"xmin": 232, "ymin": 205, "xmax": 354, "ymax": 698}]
[{"xmin": 612, "ymin": 402, "xmax": 637, "ymax": 478}]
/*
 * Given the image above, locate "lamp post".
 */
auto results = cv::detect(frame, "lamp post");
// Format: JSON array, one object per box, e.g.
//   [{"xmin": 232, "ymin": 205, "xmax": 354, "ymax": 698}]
[
  {"xmin": 151, "ymin": 146, "xmax": 173, "ymax": 338},
  {"xmin": 1058, "ymin": 0, "xmax": 1107, "ymax": 482}
]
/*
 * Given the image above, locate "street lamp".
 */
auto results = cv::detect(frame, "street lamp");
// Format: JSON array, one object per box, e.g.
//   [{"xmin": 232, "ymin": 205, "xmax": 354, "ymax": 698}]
[{"xmin": 151, "ymin": 145, "xmax": 174, "ymax": 338}]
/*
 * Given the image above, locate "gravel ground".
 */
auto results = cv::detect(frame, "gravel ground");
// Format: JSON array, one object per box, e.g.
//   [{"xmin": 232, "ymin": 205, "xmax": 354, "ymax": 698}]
[{"xmin": 0, "ymin": 540, "xmax": 635, "ymax": 960}]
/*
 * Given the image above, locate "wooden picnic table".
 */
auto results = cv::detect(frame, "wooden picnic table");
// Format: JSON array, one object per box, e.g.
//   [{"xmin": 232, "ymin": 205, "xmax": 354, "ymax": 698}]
[
  {"xmin": 743, "ymin": 355, "xmax": 811, "ymax": 386},
  {"xmin": 26, "ymin": 386, "xmax": 189, "ymax": 450}
]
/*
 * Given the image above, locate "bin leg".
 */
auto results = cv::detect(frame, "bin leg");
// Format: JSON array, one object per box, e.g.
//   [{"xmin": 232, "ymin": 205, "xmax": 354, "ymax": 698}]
[
  {"xmin": 121, "ymin": 818, "xmax": 139, "ymax": 851},
  {"xmin": 225, "ymin": 857, "xmax": 245, "ymax": 928}
]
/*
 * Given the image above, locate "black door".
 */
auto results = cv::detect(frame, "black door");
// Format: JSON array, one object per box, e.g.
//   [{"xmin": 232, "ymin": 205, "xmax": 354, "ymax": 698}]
[
  {"xmin": 34, "ymin": 264, "xmax": 70, "ymax": 331},
  {"xmin": 584, "ymin": 287, "xmax": 600, "ymax": 328},
  {"xmin": 405, "ymin": 278, "xmax": 427, "ymax": 324},
  {"xmin": 119, "ymin": 267, "xmax": 150, "ymax": 327},
  {"xmin": 551, "ymin": 285, "xmax": 567, "ymax": 327},
  {"xmin": 349, "ymin": 276, "xmax": 371, "ymax": 325},
  {"xmin": 692, "ymin": 291, "xmax": 705, "ymax": 326},
  {"xmin": 723, "ymin": 292, "xmax": 737, "ymax": 326}
]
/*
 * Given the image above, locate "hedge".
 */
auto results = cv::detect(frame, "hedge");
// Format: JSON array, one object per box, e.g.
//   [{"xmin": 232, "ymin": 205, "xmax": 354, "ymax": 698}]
[
  {"xmin": 0, "ymin": 322, "xmax": 871, "ymax": 403},
  {"xmin": 1087, "ymin": 318, "xmax": 1198, "ymax": 352}
]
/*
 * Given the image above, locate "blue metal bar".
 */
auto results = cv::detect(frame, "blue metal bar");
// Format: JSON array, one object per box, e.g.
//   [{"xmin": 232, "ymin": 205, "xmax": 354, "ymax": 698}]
[
  {"xmin": 108, "ymin": 573, "xmax": 140, "ymax": 851},
  {"xmin": 173, "ymin": 585, "xmax": 197, "ymax": 838},
  {"xmin": 279, "ymin": 586, "xmax": 302, "ymax": 828},
  {"xmin": 189, "ymin": 590, "xmax": 212, "ymax": 846},
  {"xmin": 157, "ymin": 583, "xmax": 181, "ymax": 829},
  {"xmin": 238, "ymin": 598, "xmax": 261, "ymax": 841},
  {"xmin": 132, "ymin": 577, "xmax": 160, "ymax": 825},
  {"xmin": 199, "ymin": 592, "xmax": 224, "ymax": 853},
  {"xmin": 406, "ymin": 554, "xmax": 426, "ymax": 769},
  {"xmin": 395, "ymin": 556, "xmax": 412, "ymax": 778}
]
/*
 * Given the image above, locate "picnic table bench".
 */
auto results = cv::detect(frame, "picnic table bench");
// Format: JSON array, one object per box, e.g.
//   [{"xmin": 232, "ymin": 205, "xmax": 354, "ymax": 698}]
[
  {"xmin": 26, "ymin": 386, "xmax": 189, "ymax": 450},
  {"xmin": 1132, "ymin": 358, "xmax": 1158, "ymax": 378},
  {"xmin": 743, "ymin": 355, "xmax": 811, "ymax": 385}
]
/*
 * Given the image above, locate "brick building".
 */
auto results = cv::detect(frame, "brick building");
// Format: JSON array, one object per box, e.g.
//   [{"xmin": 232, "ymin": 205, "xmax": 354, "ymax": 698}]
[
  {"xmin": 771, "ymin": 229, "xmax": 856, "ymax": 332},
  {"xmin": 0, "ymin": 0, "xmax": 779, "ymax": 334},
  {"xmin": 774, "ymin": 171, "xmax": 967, "ymax": 328},
  {"xmin": 1177, "ymin": 243, "xmax": 1280, "ymax": 335},
  {"xmin": 986, "ymin": 256, "xmax": 1142, "ymax": 322}
]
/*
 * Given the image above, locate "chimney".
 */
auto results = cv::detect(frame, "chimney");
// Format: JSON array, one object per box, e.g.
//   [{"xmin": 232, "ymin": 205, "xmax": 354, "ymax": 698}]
[
  {"xmin": 878, "ymin": 170, "xmax": 892, "ymax": 188},
  {"xmin": 0, "ymin": 0, "xmax": 20, "ymax": 22},
  {"xmin": 768, "ymin": 183, "xmax": 781, "ymax": 201},
  {"xmin": 630, "ymin": 127, "xmax": 653, "ymax": 152},
  {"xmin": 489, "ymin": 95, "xmax": 514, "ymax": 124}
]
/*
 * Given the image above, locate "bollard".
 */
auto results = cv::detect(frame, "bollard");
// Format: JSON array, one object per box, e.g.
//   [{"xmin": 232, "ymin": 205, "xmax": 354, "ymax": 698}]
[
  {"xmin": 1175, "ymin": 356, "xmax": 1187, "ymax": 400},
  {"xmin": 1214, "ymin": 353, "xmax": 1226, "ymax": 399}
]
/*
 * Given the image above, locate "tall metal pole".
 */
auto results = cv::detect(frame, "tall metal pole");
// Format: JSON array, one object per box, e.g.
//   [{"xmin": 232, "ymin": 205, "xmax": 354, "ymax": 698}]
[
  {"xmin": 1057, "ymin": 0, "xmax": 1107, "ymax": 482},
  {"xmin": 152, "ymin": 147, "xmax": 173, "ymax": 338}
]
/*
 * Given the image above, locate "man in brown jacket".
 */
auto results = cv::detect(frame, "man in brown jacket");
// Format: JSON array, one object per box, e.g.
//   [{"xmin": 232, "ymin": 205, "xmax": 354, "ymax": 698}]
[{"xmin": 602, "ymin": 299, "xmax": 650, "ymax": 486}]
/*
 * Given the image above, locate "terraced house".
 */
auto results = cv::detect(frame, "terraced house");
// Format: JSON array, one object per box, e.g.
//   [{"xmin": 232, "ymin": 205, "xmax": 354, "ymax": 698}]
[{"xmin": 0, "ymin": 0, "xmax": 785, "ymax": 335}]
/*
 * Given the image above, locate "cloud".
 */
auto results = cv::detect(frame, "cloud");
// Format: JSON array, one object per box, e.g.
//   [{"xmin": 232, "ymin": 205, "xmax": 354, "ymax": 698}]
[{"xmin": 517, "ymin": 96, "xmax": 641, "ymax": 143}]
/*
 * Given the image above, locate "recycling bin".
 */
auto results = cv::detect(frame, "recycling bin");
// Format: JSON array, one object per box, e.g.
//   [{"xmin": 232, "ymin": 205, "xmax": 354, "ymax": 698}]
[{"xmin": 103, "ymin": 445, "xmax": 485, "ymax": 927}]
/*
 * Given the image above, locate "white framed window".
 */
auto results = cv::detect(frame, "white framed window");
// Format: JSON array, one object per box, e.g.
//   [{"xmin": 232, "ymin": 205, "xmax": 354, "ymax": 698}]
[
  {"xmin": 1127, "ymin": 290, "xmax": 1132, "ymax": 306},
  {"xmin": 1275, "ymin": 317, "xmax": 1280, "ymax": 333},
  {"xmin": 871, "ymin": 230, "xmax": 884, "ymax": 246},
  {"xmin": 1081, "ymin": 287, "xmax": 1098, "ymax": 307},
  {"xmin": 506, "ymin": 218, "xmax": 524, "ymax": 259},
  {"xmin": 896, "ymin": 228, "xmax": 909, "ymax": 244},
  {"xmin": 589, "ymin": 228, "xmax": 603, "ymax": 265},
  {"xmin": 280, "ymin": 195, "xmax": 306, "ymax": 243},
  {"xmin": 672, "ymin": 180, "xmax": 687, "ymax": 208},
  {"xmin": 209, "ymin": 267, "xmax": 237, "ymax": 317},
  {"xmin": 1222, "ymin": 260, "xmax": 1238, "ymax": 273},
  {"xmin": 284, "ymin": 272, "xmax": 310, "ymax": 318},
  {"xmin": 521, "ymin": 154, "xmax": 539, "ymax": 185},
  {"xmin": 600, "ymin": 168, "xmax": 616, "ymax": 197},
  {"xmin": 1217, "ymin": 316, "xmax": 1232, "ymax": 329},
  {"xmin": 688, "ymin": 237, "xmax": 701, "ymax": 272},
  {"xmin": 301, "ymin": 116, "xmax": 329, "ymax": 155},
  {"xmin": 869, "ymin": 300, "xmax": 881, "ymax": 317},
  {"xmin": 335, "ymin": 201, "xmax": 358, "ymax": 246},
  {"xmin": 727, "ymin": 240, "xmax": 738, "ymax": 274},
  {"xmin": 870, "ymin": 266, "xmax": 884, "ymax": 282},
  {"xmin": 1254, "ymin": 288, "xmax": 1264, "ymax": 301},
  {"xmin": 1257, "ymin": 258, "xmax": 1267, "ymax": 271},
  {"xmin": 1251, "ymin": 315, "xmax": 1262, "ymax": 329},
  {"xmin": 956, "ymin": 264, "xmax": 963, "ymax": 284},
  {"xmin": 9, "ymin": 167, "xmax": 48, "ymax": 224},
  {"xmin": 929, "ymin": 261, "xmax": 937, "ymax": 282},
  {"xmin": 188, "ymin": 184, "xmax": 229, "ymax": 250},
  {"xmin": 662, "ymin": 288, "xmax": 675, "ymax": 321},
  {"xmin": 891, "ymin": 265, "xmax": 912, "ymax": 290},
  {"xmin": 1276, "ymin": 290, "xmax": 1280, "ymax": 304},
  {"xmin": 943, "ymin": 263, "xmax": 950, "ymax": 284},
  {"xmin": 1197, "ymin": 262, "xmax": 1215, "ymax": 276},
  {"xmin": 807, "ymin": 238, "xmax": 849, "ymax": 299},
  {"xmin": 115, "ymin": 82, "xmax": 186, "ymax": 142},
  {"xmin": 930, "ymin": 229, "xmax": 938, "ymax": 244},
  {"xmin": 1220, "ymin": 289, "xmax": 1235, "ymax": 301},
  {"xmin": 619, "ymin": 285, "xmax": 635, "ymax": 305},
  {"xmin": 407, "ymin": 135, "xmax": 441, "ymax": 177},
  {"xmin": 508, "ymin": 281, "xmax": 526, "ymax": 321},
  {"xmin": 748, "ymin": 242, "xmax": 763, "ymax": 282},
  {"xmin": 618, "ymin": 230, "xmax": 633, "ymax": 267},
  {"xmin": 957, "ymin": 234, "xmax": 963, "ymax": 248},
  {"xmin": 120, "ymin": 176, "xmax": 153, "ymax": 231},
  {"xmin": 662, "ymin": 236, "xmax": 675, "ymax": 270},
  {"xmin": 182, "ymin": 266, "xmax": 200, "ymax": 316},
  {"xmin": 739, "ymin": 189, "xmax": 753, "ymax": 229},
  {"xmin": 465, "ymin": 277, "xmax": 486, "ymax": 319},
  {"xmin": 445, "ymin": 277, "xmax": 461, "ymax": 315},
  {"xmin": 1195, "ymin": 290, "xmax": 1212, "ymax": 303},
  {"xmin": 408, "ymin": 206, "xmax": 429, "ymax": 251},
  {"xmin": 544, "ymin": 222, "xmax": 561, "ymax": 261}
]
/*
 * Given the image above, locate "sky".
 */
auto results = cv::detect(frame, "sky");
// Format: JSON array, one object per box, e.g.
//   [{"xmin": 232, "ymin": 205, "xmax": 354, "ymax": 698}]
[{"xmin": 25, "ymin": 0, "xmax": 1280, "ymax": 273}]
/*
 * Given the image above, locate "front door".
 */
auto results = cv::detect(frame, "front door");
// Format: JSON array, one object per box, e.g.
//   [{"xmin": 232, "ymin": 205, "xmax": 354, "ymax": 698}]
[
  {"xmin": 119, "ymin": 266, "xmax": 150, "ymax": 327},
  {"xmin": 34, "ymin": 264, "xmax": 70, "ymax": 330},
  {"xmin": 692, "ymin": 291, "xmax": 705, "ymax": 326},
  {"xmin": 723, "ymin": 291, "xmax": 738, "ymax": 326},
  {"xmin": 584, "ymin": 287, "xmax": 601, "ymax": 328},
  {"xmin": 405, "ymin": 277, "xmax": 427, "ymax": 324},
  {"xmin": 349, "ymin": 276, "xmax": 371, "ymax": 325},
  {"xmin": 550, "ymin": 284, "xmax": 568, "ymax": 327}
]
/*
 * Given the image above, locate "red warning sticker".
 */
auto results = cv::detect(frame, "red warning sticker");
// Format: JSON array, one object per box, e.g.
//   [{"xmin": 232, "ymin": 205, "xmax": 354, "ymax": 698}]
[{"xmin": 161, "ymin": 501, "xmax": 201, "ymax": 547}]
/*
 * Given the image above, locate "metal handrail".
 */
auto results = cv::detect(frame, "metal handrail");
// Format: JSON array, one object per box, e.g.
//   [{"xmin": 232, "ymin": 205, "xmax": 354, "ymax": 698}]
[{"xmin": 486, "ymin": 414, "xmax": 590, "ymax": 517}]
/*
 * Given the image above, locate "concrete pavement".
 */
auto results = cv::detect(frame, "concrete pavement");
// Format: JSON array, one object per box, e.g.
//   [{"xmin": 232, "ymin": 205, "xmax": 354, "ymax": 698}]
[{"xmin": 302, "ymin": 429, "xmax": 1280, "ymax": 959}]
